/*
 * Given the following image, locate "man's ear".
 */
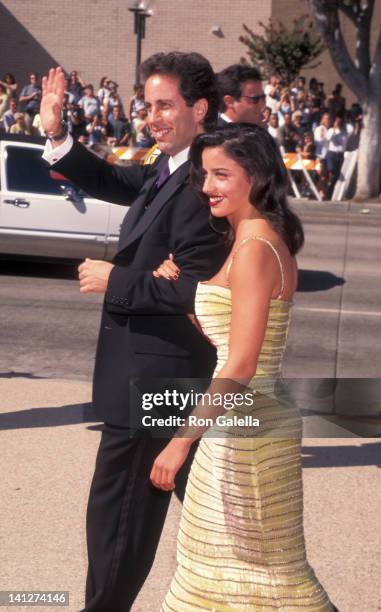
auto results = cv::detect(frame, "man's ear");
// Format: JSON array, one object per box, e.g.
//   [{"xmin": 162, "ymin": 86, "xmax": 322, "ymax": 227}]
[
  {"xmin": 223, "ymin": 94, "xmax": 235, "ymax": 111},
  {"xmin": 193, "ymin": 98, "xmax": 208, "ymax": 124}
]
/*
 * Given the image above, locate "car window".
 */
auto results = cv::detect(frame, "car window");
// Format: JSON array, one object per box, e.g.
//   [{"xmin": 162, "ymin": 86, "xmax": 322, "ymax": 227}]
[{"xmin": 5, "ymin": 146, "xmax": 70, "ymax": 195}]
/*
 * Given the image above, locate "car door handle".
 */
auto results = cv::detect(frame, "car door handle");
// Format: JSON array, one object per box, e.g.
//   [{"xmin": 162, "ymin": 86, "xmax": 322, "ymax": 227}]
[{"xmin": 4, "ymin": 198, "xmax": 30, "ymax": 208}]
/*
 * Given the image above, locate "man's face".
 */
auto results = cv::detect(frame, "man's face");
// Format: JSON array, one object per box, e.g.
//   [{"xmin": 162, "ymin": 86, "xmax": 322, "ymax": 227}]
[
  {"xmin": 10, "ymin": 100, "xmax": 17, "ymax": 113},
  {"xmin": 269, "ymin": 114, "xmax": 278, "ymax": 127},
  {"xmin": 227, "ymin": 80, "xmax": 265, "ymax": 125},
  {"xmin": 144, "ymin": 74, "xmax": 206, "ymax": 156},
  {"xmin": 321, "ymin": 113, "xmax": 330, "ymax": 128},
  {"xmin": 30, "ymin": 74, "xmax": 37, "ymax": 85},
  {"xmin": 112, "ymin": 106, "xmax": 121, "ymax": 119}
]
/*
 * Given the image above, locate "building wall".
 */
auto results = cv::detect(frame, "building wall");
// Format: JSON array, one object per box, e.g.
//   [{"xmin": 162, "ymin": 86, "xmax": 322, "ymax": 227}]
[
  {"xmin": 0, "ymin": 0, "xmax": 271, "ymax": 104},
  {"xmin": 1, "ymin": 0, "xmax": 380, "ymax": 107}
]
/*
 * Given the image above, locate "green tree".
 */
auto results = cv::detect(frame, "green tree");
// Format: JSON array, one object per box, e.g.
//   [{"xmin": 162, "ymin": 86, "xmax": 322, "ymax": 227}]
[
  {"xmin": 309, "ymin": 0, "xmax": 381, "ymax": 199},
  {"xmin": 239, "ymin": 15, "xmax": 325, "ymax": 85}
]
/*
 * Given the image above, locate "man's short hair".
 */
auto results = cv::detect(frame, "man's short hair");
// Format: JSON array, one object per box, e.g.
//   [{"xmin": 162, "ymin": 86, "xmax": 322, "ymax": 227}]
[
  {"xmin": 217, "ymin": 64, "xmax": 262, "ymax": 112},
  {"xmin": 140, "ymin": 51, "xmax": 219, "ymax": 131}
]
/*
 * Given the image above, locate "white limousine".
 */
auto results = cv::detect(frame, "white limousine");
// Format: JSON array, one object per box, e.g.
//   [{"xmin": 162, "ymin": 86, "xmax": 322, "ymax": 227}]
[{"xmin": 0, "ymin": 135, "xmax": 140, "ymax": 261}]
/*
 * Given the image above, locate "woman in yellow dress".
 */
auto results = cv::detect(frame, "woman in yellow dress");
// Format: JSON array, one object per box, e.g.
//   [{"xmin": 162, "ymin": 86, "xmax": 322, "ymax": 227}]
[{"xmin": 150, "ymin": 124, "xmax": 337, "ymax": 611}]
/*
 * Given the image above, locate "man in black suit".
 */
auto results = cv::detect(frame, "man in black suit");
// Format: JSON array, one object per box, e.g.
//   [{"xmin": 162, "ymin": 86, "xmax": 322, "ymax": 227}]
[
  {"xmin": 40, "ymin": 53, "xmax": 229, "ymax": 611},
  {"xmin": 217, "ymin": 64, "xmax": 266, "ymax": 126}
]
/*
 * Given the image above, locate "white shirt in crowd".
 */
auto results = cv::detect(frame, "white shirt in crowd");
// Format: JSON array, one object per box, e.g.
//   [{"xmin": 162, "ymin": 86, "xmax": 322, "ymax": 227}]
[
  {"xmin": 313, "ymin": 124, "xmax": 329, "ymax": 159},
  {"xmin": 326, "ymin": 128, "xmax": 348, "ymax": 153},
  {"xmin": 267, "ymin": 125, "xmax": 281, "ymax": 144}
]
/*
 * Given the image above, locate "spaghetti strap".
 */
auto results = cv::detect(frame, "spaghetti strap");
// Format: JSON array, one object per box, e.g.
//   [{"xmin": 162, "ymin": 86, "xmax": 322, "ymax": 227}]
[{"xmin": 226, "ymin": 235, "xmax": 285, "ymax": 299}]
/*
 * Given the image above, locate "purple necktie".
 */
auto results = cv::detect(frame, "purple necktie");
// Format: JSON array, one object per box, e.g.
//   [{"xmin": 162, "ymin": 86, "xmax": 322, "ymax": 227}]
[{"xmin": 155, "ymin": 161, "xmax": 170, "ymax": 190}]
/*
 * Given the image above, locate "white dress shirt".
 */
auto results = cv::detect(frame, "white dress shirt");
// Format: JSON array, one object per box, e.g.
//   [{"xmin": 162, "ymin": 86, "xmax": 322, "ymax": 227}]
[{"xmin": 219, "ymin": 113, "xmax": 232, "ymax": 123}]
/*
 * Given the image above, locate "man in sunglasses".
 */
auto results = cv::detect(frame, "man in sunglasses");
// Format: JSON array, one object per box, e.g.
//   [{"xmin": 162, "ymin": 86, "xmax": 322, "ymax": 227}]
[{"xmin": 217, "ymin": 63, "xmax": 266, "ymax": 126}]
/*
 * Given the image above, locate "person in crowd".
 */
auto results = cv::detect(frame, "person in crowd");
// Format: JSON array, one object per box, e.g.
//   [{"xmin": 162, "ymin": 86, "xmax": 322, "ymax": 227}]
[
  {"xmin": 9, "ymin": 112, "xmax": 30, "ymax": 135},
  {"xmin": 327, "ymin": 83, "xmax": 346, "ymax": 121},
  {"xmin": 86, "ymin": 114, "xmax": 107, "ymax": 146},
  {"xmin": 103, "ymin": 81, "xmax": 125, "ymax": 120},
  {"xmin": 276, "ymin": 87, "xmax": 295, "ymax": 122},
  {"xmin": 292, "ymin": 109, "xmax": 306, "ymax": 147},
  {"xmin": 291, "ymin": 75, "xmax": 306, "ymax": 105},
  {"xmin": 314, "ymin": 112, "xmax": 331, "ymax": 198},
  {"xmin": 32, "ymin": 112, "xmax": 46, "ymax": 136},
  {"xmin": 63, "ymin": 77, "xmax": 76, "ymax": 105},
  {"xmin": 300, "ymin": 130, "xmax": 316, "ymax": 159},
  {"xmin": 346, "ymin": 117, "xmax": 362, "ymax": 152},
  {"xmin": 150, "ymin": 124, "xmax": 338, "ymax": 612},
  {"xmin": 349, "ymin": 102, "xmax": 362, "ymax": 124},
  {"xmin": 343, "ymin": 109, "xmax": 355, "ymax": 136},
  {"xmin": 314, "ymin": 112, "xmax": 330, "ymax": 158},
  {"xmin": 279, "ymin": 112, "xmax": 299, "ymax": 153},
  {"xmin": 132, "ymin": 106, "xmax": 154, "ymax": 148},
  {"xmin": 0, "ymin": 84, "xmax": 10, "ymax": 127},
  {"xmin": 3, "ymin": 97, "xmax": 18, "ymax": 132},
  {"xmin": 326, "ymin": 115, "xmax": 348, "ymax": 198},
  {"xmin": 0, "ymin": 72, "xmax": 18, "ymax": 97},
  {"xmin": 308, "ymin": 77, "xmax": 324, "ymax": 127},
  {"xmin": 67, "ymin": 70, "xmax": 85, "ymax": 104},
  {"xmin": 78, "ymin": 84, "xmax": 101, "ymax": 122},
  {"xmin": 262, "ymin": 105, "xmax": 272, "ymax": 126},
  {"xmin": 40, "ymin": 52, "xmax": 229, "ymax": 611},
  {"xmin": 264, "ymin": 73, "xmax": 280, "ymax": 111},
  {"xmin": 68, "ymin": 103, "xmax": 88, "ymax": 141},
  {"xmin": 317, "ymin": 81, "xmax": 327, "ymax": 104},
  {"xmin": 217, "ymin": 63, "xmax": 265, "ymax": 125},
  {"xmin": 19, "ymin": 72, "xmax": 41, "ymax": 131},
  {"xmin": 267, "ymin": 112, "xmax": 281, "ymax": 145},
  {"xmin": 128, "ymin": 83, "xmax": 145, "ymax": 121},
  {"xmin": 106, "ymin": 104, "xmax": 131, "ymax": 146},
  {"xmin": 97, "ymin": 76, "xmax": 110, "ymax": 110}
]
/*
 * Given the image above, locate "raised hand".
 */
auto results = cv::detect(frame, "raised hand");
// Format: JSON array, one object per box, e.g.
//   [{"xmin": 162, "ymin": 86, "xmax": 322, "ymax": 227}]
[{"xmin": 40, "ymin": 67, "xmax": 66, "ymax": 135}]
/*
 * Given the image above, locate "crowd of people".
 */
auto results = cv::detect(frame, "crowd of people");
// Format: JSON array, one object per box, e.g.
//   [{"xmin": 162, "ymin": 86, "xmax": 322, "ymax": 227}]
[
  {"xmin": 262, "ymin": 75, "xmax": 362, "ymax": 198},
  {"xmin": 0, "ymin": 67, "xmax": 362, "ymax": 199},
  {"xmin": 0, "ymin": 71, "xmax": 154, "ymax": 149}
]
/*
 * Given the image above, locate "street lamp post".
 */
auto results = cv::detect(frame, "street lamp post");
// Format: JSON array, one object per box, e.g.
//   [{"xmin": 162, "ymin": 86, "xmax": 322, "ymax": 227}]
[{"xmin": 129, "ymin": 1, "xmax": 152, "ymax": 85}]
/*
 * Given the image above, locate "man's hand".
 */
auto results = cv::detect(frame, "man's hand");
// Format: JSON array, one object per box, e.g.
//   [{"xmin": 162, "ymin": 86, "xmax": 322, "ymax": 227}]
[
  {"xmin": 78, "ymin": 259, "xmax": 114, "ymax": 294},
  {"xmin": 40, "ymin": 67, "xmax": 66, "ymax": 135}
]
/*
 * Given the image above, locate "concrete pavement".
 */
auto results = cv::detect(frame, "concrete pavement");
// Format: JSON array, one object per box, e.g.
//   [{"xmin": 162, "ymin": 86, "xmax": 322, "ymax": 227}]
[
  {"xmin": 1, "ymin": 199, "xmax": 380, "ymax": 611},
  {"xmin": 1, "ymin": 378, "xmax": 380, "ymax": 612}
]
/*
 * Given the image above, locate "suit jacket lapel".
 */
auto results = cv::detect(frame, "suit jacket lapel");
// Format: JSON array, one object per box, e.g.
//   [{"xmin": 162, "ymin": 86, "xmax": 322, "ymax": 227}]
[
  {"xmin": 118, "ymin": 160, "xmax": 191, "ymax": 251},
  {"xmin": 119, "ymin": 156, "xmax": 167, "ymax": 236}
]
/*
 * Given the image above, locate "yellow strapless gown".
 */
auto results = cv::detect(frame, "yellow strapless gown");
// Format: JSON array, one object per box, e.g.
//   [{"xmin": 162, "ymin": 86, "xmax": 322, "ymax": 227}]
[{"xmin": 162, "ymin": 283, "xmax": 334, "ymax": 612}]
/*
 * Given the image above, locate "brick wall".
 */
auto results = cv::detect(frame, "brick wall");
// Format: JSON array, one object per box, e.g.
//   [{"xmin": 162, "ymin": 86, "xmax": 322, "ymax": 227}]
[
  {"xmin": 1, "ymin": 0, "xmax": 379, "ymax": 107},
  {"xmin": 0, "ymin": 0, "xmax": 270, "ymax": 105}
]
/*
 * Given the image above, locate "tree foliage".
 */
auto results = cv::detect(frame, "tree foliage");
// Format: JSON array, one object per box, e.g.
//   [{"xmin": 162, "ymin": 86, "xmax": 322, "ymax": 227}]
[{"xmin": 239, "ymin": 15, "xmax": 325, "ymax": 85}]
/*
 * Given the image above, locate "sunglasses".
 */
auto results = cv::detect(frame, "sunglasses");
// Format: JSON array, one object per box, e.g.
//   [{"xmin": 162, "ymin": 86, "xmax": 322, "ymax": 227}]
[{"xmin": 241, "ymin": 94, "xmax": 266, "ymax": 104}]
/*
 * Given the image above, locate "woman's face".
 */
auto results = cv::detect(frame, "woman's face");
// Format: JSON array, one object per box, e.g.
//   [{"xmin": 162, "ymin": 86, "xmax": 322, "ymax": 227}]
[{"xmin": 201, "ymin": 147, "xmax": 253, "ymax": 221}]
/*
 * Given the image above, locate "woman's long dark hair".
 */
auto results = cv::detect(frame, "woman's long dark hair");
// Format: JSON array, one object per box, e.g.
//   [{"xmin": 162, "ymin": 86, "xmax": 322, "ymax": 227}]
[{"xmin": 190, "ymin": 124, "xmax": 304, "ymax": 255}]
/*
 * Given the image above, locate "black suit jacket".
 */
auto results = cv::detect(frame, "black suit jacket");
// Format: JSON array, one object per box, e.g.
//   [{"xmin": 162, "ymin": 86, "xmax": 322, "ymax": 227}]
[
  {"xmin": 217, "ymin": 116, "xmax": 230, "ymax": 127},
  {"xmin": 52, "ymin": 142, "xmax": 229, "ymax": 426}
]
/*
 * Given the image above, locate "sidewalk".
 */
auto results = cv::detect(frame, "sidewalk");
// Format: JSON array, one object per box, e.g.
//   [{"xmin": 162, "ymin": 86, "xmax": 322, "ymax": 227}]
[
  {"xmin": 1, "ymin": 378, "xmax": 380, "ymax": 612},
  {"xmin": 291, "ymin": 198, "xmax": 381, "ymax": 226}
]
